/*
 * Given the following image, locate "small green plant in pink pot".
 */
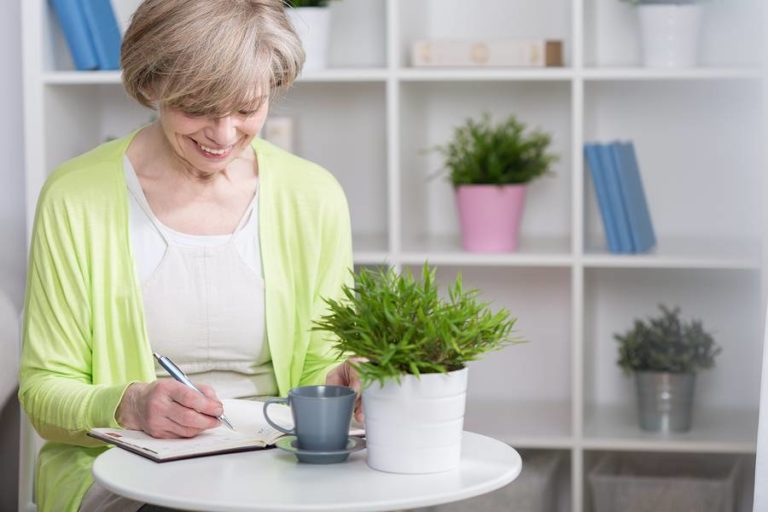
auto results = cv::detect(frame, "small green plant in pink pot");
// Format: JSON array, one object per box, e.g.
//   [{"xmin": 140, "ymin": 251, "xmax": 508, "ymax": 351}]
[{"xmin": 434, "ymin": 113, "xmax": 557, "ymax": 253}]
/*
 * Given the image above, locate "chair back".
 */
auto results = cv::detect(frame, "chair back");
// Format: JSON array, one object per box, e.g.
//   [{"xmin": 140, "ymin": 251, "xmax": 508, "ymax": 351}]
[
  {"xmin": 16, "ymin": 307, "xmax": 43, "ymax": 512},
  {"xmin": 754, "ymin": 306, "xmax": 768, "ymax": 511}
]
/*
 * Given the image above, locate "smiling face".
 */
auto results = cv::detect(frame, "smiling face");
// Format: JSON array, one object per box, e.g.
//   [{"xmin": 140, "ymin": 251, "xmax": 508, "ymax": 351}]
[{"xmin": 157, "ymin": 99, "xmax": 270, "ymax": 175}]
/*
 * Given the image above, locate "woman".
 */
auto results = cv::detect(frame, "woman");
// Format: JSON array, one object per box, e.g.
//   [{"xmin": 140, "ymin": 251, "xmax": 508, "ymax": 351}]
[{"xmin": 19, "ymin": 1, "xmax": 360, "ymax": 510}]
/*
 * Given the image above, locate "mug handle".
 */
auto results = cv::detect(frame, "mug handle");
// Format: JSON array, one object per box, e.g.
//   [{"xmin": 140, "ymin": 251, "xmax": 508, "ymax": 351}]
[{"xmin": 263, "ymin": 397, "xmax": 295, "ymax": 435}]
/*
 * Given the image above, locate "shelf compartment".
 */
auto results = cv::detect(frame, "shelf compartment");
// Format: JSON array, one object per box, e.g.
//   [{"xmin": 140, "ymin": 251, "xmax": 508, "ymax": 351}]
[
  {"xmin": 583, "ymin": 269, "xmax": 764, "ymax": 419},
  {"xmin": 272, "ymin": 82, "xmax": 388, "ymax": 249},
  {"xmin": 401, "ymin": 265, "xmax": 573, "ymax": 415},
  {"xmin": 583, "ymin": 81, "xmax": 763, "ymax": 251},
  {"xmin": 582, "ymin": 237, "xmax": 761, "ymax": 270},
  {"xmin": 583, "ymin": 0, "xmax": 763, "ymax": 68},
  {"xmin": 41, "ymin": 0, "xmax": 387, "ymax": 72},
  {"xmin": 397, "ymin": 0, "xmax": 573, "ymax": 69},
  {"xmin": 464, "ymin": 400, "xmax": 573, "ymax": 449},
  {"xmin": 43, "ymin": 85, "xmax": 154, "ymax": 175},
  {"xmin": 583, "ymin": 404, "xmax": 757, "ymax": 454},
  {"xmin": 400, "ymin": 81, "xmax": 572, "ymax": 251}
]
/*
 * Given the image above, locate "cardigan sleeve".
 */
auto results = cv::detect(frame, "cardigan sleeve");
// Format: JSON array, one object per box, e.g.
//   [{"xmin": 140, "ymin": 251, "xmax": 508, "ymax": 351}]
[
  {"xmin": 18, "ymin": 185, "xmax": 130, "ymax": 447},
  {"xmin": 299, "ymin": 184, "xmax": 355, "ymax": 386}
]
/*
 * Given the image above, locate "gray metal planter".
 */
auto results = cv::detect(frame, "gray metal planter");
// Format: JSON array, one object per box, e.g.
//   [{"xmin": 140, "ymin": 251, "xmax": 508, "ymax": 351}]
[{"xmin": 635, "ymin": 371, "xmax": 695, "ymax": 432}]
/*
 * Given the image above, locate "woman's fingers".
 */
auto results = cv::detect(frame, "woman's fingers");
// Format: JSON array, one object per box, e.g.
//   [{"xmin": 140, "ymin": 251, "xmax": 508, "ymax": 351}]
[
  {"xmin": 136, "ymin": 380, "xmax": 223, "ymax": 438},
  {"xmin": 166, "ymin": 403, "xmax": 219, "ymax": 437},
  {"xmin": 167, "ymin": 381, "xmax": 223, "ymax": 418}
]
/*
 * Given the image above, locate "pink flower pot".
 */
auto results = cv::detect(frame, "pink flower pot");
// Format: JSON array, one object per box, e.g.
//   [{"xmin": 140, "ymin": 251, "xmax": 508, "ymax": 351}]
[{"xmin": 456, "ymin": 184, "xmax": 527, "ymax": 252}]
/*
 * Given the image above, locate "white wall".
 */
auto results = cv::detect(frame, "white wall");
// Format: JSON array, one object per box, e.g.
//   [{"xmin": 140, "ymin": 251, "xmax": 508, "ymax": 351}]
[{"xmin": 1, "ymin": 0, "xmax": 25, "ymax": 509}]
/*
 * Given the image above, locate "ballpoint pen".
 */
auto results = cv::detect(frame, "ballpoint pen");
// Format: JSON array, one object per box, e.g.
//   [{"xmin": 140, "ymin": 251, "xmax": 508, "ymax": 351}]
[{"xmin": 153, "ymin": 352, "xmax": 235, "ymax": 431}]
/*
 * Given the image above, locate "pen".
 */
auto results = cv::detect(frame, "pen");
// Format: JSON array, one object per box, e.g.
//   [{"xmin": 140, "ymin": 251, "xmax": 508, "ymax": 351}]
[{"xmin": 152, "ymin": 352, "xmax": 235, "ymax": 431}]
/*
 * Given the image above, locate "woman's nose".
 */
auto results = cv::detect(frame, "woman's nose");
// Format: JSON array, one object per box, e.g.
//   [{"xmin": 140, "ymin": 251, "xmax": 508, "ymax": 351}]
[{"xmin": 205, "ymin": 116, "xmax": 238, "ymax": 146}]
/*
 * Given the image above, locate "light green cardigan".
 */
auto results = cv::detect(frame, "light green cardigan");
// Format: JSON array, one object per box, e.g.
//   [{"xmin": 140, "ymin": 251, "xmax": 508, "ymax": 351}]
[{"xmin": 19, "ymin": 132, "xmax": 353, "ymax": 512}]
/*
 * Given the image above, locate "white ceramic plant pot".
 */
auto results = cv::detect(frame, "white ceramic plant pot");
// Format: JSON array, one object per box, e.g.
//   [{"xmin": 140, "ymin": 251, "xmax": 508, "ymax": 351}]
[
  {"xmin": 362, "ymin": 367, "xmax": 468, "ymax": 474},
  {"xmin": 638, "ymin": 4, "xmax": 701, "ymax": 68},
  {"xmin": 286, "ymin": 7, "xmax": 331, "ymax": 71}
]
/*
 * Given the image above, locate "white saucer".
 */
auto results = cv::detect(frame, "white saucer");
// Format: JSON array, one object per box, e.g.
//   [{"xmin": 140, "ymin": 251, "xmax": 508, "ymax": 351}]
[{"xmin": 275, "ymin": 436, "xmax": 366, "ymax": 464}]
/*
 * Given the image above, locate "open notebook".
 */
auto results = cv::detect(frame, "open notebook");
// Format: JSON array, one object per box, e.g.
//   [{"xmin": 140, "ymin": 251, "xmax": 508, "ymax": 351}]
[{"xmin": 88, "ymin": 398, "xmax": 364, "ymax": 463}]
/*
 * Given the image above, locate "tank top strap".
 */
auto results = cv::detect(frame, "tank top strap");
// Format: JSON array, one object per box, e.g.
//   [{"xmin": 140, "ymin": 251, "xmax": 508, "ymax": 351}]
[
  {"xmin": 230, "ymin": 181, "xmax": 259, "ymax": 241},
  {"xmin": 124, "ymin": 155, "xmax": 173, "ymax": 244}
]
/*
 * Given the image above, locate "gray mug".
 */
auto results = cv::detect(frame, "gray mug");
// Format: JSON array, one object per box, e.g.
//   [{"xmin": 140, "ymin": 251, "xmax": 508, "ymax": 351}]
[{"xmin": 263, "ymin": 385, "xmax": 355, "ymax": 452}]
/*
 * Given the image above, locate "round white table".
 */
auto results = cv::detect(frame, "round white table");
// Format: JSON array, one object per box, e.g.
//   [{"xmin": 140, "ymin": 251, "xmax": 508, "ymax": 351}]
[{"xmin": 92, "ymin": 431, "xmax": 522, "ymax": 512}]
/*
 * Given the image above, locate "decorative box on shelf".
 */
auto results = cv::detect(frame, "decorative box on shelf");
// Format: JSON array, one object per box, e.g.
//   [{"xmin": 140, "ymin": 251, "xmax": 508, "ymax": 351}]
[
  {"xmin": 411, "ymin": 39, "xmax": 564, "ymax": 68},
  {"xmin": 589, "ymin": 452, "xmax": 742, "ymax": 512}
]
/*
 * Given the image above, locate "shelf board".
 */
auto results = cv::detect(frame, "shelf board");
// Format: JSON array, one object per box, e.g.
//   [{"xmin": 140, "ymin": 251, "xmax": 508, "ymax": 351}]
[
  {"xmin": 464, "ymin": 399, "xmax": 573, "ymax": 449},
  {"xmin": 296, "ymin": 68, "xmax": 389, "ymax": 82},
  {"xmin": 43, "ymin": 71, "xmax": 122, "ymax": 84},
  {"xmin": 583, "ymin": 237, "xmax": 761, "ymax": 270},
  {"xmin": 583, "ymin": 404, "xmax": 758, "ymax": 454},
  {"xmin": 398, "ymin": 68, "xmax": 573, "ymax": 82},
  {"xmin": 42, "ymin": 69, "xmax": 390, "ymax": 85},
  {"xmin": 42, "ymin": 67, "xmax": 763, "ymax": 85},
  {"xmin": 582, "ymin": 67, "xmax": 763, "ymax": 81},
  {"xmin": 400, "ymin": 235, "xmax": 572, "ymax": 267}
]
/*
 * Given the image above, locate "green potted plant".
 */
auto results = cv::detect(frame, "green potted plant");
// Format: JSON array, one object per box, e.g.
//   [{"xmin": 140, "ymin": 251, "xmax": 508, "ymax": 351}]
[
  {"xmin": 619, "ymin": 0, "xmax": 704, "ymax": 67},
  {"xmin": 615, "ymin": 304, "xmax": 721, "ymax": 432},
  {"xmin": 285, "ymin": 0, "xmax": 338, "ymax": 70},
  {"xmin": 314, "ymin": 263, "xmax": 519, "ymax": 473},
  {"xmin": 434, "ymin": 113, "xmax": 557, "ymax": 253}
]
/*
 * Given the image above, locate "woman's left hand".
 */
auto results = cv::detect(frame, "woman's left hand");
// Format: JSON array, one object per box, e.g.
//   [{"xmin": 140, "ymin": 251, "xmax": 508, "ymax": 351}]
[{"xmin": 326, "ymin": 359, "xmax": 364, "ymax": 423}]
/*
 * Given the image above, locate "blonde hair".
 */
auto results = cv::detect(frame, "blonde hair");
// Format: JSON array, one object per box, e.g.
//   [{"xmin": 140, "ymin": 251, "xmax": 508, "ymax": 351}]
[{"xmin": 121, "ymin": 0, "xmax": 303, "ymax": 116}]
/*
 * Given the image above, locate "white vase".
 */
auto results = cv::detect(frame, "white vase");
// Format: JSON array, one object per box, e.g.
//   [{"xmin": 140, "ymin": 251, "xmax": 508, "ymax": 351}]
[
  {"xmin": 362, "ymin": 368, "xmax": 468, "ymax": 474},
  {"xmin": 638, "ymin": 4, "xmax": 701, "ymax": 68},
  {"xmin": 286, "ymin": 7, "xmax": 331, "ymax": 71}
]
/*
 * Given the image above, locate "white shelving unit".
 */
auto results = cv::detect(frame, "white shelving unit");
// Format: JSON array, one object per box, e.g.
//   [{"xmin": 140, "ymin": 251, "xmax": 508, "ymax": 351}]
[{"xmin": 22, "ymin": 0, "xmax": 765, "ymax": 511}]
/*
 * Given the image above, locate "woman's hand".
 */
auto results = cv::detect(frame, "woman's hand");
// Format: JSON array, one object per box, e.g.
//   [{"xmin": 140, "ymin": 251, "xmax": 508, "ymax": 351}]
[
  {"xmin": 116, "ymin": 380, "xmax": 224, "ymax": 438},
  {"xmin": 326, "ymin": 359, "xmax": 364, "ymax": 423}
]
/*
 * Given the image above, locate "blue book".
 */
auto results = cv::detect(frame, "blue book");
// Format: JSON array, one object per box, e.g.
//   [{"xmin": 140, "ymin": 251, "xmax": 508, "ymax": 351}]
[
  {"xmin": 79, "ymin": 0, "xmax": 122, "ymax": 70},
  {"xmin": 49, "ymin": 0, "xmax": 99, "ymax": 71},
  {"xmin": 584, "ymin": 143, "xmax": 620, "ymax": 253},
  {"xmin": 615, "ymin": 141, "xmax": 657, "ymax": 252},
  {"xmin": 602, "ymin": 144, "xmax": 634, "ymax": 253}
]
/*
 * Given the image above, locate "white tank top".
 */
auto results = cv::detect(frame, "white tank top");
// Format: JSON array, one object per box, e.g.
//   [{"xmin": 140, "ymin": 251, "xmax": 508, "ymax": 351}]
[{"xmin": 124, "ymin": 156, "xmax": 277, "ymax": 399}]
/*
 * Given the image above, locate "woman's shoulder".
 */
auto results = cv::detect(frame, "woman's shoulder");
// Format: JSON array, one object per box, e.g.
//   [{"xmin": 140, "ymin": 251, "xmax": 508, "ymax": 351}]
[{"xmin": 40, "ymin": 137, "xmax": 129, "ymax": 206}]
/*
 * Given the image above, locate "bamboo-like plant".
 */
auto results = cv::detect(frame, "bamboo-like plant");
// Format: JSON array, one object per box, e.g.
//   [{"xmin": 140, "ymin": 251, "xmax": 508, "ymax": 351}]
[
  {"xmin": 434, "ymin": 113, "xmax": 558, "ymax": 187},
  {"xmin": 615, "ymin": 305, "xmax": 721, "ymax": 374},
  {"xmin": 314, "ymin": 264, "xmax": 520, "ymax": 386}
]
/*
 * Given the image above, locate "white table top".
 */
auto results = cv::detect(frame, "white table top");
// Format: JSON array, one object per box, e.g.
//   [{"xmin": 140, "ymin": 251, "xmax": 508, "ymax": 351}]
[{"xmin": 92, "ymin": 431, "xmax": 522, "ymax": 512}]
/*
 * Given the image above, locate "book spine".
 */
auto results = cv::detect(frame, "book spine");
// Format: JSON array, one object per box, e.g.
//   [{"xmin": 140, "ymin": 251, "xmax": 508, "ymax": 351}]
[
  {"xmin": 601, "ymin": 144, "xmax": 634, "ymax": 253},
  {"xmin": 78, "ymin": 0, "xmax": 123, "ymax": 70},
  {"xmin": 619, "ymin": 142, "xmax": 657, "ymax": 252},
  {"xmin": 411, "ymin": 40, "xmax": 563, "ymax": 67},
  {"xmin": 49, "ymin": 0, "xmax": 99, "ymax": 71},
  {"xmin": 585, "ymin": 144, "xmax": 620, "ymax": 253}
]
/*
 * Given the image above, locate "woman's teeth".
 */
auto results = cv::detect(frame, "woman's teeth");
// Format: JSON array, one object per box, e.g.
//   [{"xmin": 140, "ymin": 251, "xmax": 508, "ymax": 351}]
[{"xmin": 198, "ymin": 143, "xmax": 231, "ymax": 155}]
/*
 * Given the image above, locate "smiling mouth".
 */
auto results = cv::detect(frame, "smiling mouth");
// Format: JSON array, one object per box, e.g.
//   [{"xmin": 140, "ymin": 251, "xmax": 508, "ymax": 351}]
[{"xmin": 190, "ymin": 138, "xmax": 236, "ymax": 158}]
